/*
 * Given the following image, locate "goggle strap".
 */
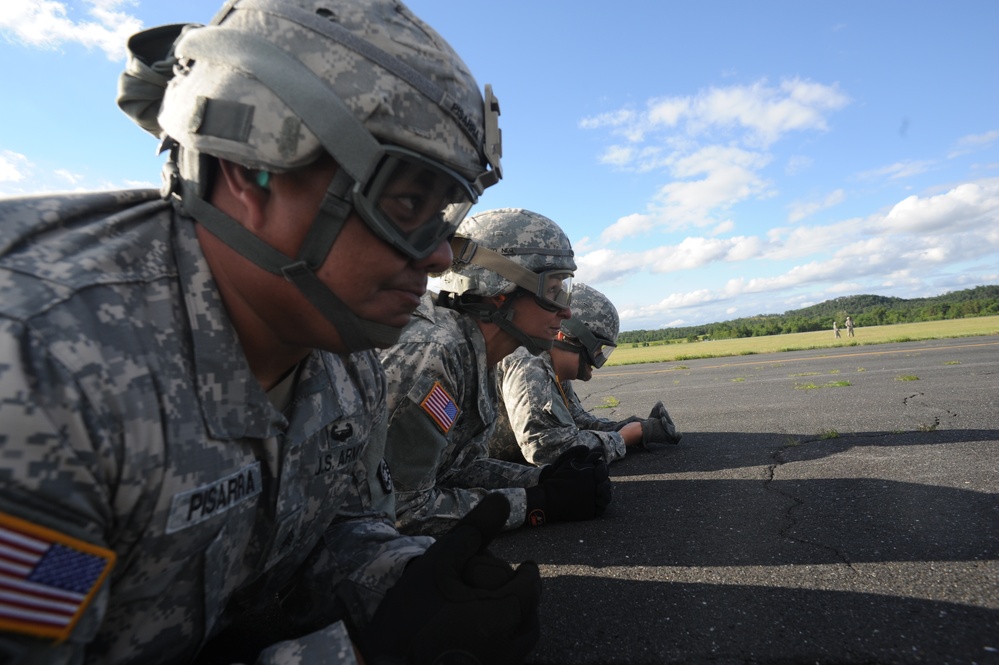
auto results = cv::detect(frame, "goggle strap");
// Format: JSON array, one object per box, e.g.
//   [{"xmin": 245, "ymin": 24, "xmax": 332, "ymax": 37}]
[
  {"xmin": 180, "ymin": 181, "xmax": 295, "ymax": 276},
  {"xmin": 450, "ymin": 239, "xmax": 567, "ymax": 304},
  {"xmin": 281, "ymin": 263, "xmax": 394, "ymax": 351},
  {"xmin": 561, "ymin": 317, "xmax": 615, "ymax": 366},
  {"xmin": 178, "ymin": 26, "xmax": 381, "ymax": 186},
  {"xmin": 296, "ymin": 173, "xmax": 353, "ymax": 268},
  {"xmin": 442, "ymin": 290, "xmax": 552, "ymax": 356},
  {"xmin": 552, "ymin": 339, "xmax": 583, "ymax": 354}
]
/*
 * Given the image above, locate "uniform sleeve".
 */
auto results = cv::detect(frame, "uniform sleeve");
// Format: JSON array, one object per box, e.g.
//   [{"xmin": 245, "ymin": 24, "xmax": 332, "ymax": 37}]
[
  {"xmin": 497, "ymin": 351, "xmax": 626, "ymax": 465},
  {"xmin": 0, "ymin": 320, "xmax": 119, "ymax": 664},
  {"xmin": 255, "ymin": 622, "xmax": 359, "ymax": 665},
  {"xmin": 381, "ymin": 341, "xmax": 538, "ymax": 537},
  {"xmin": 564, "ymin": 381, "xmax": 636, "ymax": 432},
  {"xmin": 321, "ymin": 353, "xmax": 433, "ymax": 628}
]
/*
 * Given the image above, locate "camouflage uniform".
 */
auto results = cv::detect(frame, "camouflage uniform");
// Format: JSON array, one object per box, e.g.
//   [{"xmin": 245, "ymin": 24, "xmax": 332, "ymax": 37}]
[
  {"xmin": 379, "ymin": 294, "xmax": 543, "ymax": 537},
  {"xmin": 0, "ymin": 192, "xmax": 431, "ymax": 664},
  {"xmin": 492, "ymin": 347, "xmax": 628, "ymax": 466}
]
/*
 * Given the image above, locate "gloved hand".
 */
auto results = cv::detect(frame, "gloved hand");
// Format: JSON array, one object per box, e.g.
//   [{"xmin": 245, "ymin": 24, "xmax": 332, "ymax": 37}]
[
  {"xmin": 359, "ymin": 493, "xmax": 542, "ymax": 665},
  {"xmin": 525, "ymin": 445, "xmax": 612, "ymax": 526},
  {"xmin": 640, "ymin": 400, "xmax": 683, "ymax": 450}
]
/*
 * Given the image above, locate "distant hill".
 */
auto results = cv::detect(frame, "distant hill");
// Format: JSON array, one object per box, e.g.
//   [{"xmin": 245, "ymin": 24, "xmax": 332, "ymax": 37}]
[{"xmin": 618, "ymin": 285, "xmax": 999, "ymax": 343}]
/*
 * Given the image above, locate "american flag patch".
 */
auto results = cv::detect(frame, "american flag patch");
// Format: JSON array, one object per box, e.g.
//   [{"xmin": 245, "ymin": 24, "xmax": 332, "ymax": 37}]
[
  {"xmin": 0, "ymin": 512, "xmax": 116, "ymax": 642},
  {"xmin": 420, "ymin": 381, "xmax": 460, "ymax": 433}
]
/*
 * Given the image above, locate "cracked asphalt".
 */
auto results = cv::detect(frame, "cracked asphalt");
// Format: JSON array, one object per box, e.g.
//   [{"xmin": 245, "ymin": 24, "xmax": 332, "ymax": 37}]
[{"xmin": 489, "ymin": 336, "xmax": 999, "ymax": 664}]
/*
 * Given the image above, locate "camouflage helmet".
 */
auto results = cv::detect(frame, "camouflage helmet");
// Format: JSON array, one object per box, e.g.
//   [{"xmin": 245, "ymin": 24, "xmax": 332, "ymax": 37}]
[
  {"xmin": 121, "ymin": 0, "xmax": 501, "ymax": 190},
  {"xmin": 439, "ymin": 208, "xmax": 575, "ymax": 356},
  {"xmin": 116, "ymin": 0, "xmax": 502, "ymax": 352},
  {"xmin": 556, "ymin": 283, "xmax": 619, "ymax": 368},
  {"xmin": 441, "ymin": 208, "xmax": 576, "ymax": 301}
]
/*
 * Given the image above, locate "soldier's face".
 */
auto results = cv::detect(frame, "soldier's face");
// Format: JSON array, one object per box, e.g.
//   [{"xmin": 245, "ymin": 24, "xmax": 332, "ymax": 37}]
[
  {"xmin": 244, "ymin": 157, "xmax": 453, "ymax": 351},
  {"xmin": 508, "ymin": 280, "xmax": 571, "ymax": 344},
  {"xmin": 550, "ymin": 346, "xmax": 582, "ymax": 380}
]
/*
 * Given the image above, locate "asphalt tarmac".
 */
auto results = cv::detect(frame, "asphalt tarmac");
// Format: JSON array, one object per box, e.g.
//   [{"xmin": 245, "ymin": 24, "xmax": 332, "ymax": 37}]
[{"xmin": 490, "ymin": 335, "xmax": 999, "ymax": 665}]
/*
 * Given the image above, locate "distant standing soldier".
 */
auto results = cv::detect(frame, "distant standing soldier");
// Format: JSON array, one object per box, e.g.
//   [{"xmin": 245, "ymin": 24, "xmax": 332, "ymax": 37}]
[
  {"xmin": 833, "ymin": 321, "xmax": 841, "ymax": 338},
  {"xmin": 846, "ymin": 315, "xmax": 855, "ymax": 337}
]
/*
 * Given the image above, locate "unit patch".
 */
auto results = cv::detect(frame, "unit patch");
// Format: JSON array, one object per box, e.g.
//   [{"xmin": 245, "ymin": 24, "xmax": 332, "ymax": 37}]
[
  {"xmin": 166, "ymin": 461, "xmax": 263, "ymax": 534},
  {"xmin": 420, "ymin": 381, "xmax": 459, "ymax": 433},
  {"xmin": 377, "ymin": 458, "xmax": 394, "ymax": 494},
  {"xmin": 0, "ymin": 512, "xmax": 116, "ymax": 642}
]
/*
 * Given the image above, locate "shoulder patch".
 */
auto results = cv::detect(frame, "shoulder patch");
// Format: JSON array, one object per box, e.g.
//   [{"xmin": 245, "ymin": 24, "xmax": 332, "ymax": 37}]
[
  {"xmin": 0, "ymin": 512, "xmax": 116, "ymax": 642},
  {"xmin": 420, "ymin": 381, "xmax": 460, "ymax": 433}
]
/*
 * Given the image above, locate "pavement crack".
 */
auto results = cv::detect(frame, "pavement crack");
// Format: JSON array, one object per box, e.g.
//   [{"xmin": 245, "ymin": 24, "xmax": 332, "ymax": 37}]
[{"xmin": 766, "ymin": 439, "xmax": 858, "ymax": 572}]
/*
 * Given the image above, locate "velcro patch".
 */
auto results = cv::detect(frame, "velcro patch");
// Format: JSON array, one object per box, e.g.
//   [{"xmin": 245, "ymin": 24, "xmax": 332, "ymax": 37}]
[
  {"xmin": 0, "ymin": 512, "xmax": 116, "ymax": 642},
  {"xmin": 420, "ymin": 381, "xmax": 460, "ymax": 433}
]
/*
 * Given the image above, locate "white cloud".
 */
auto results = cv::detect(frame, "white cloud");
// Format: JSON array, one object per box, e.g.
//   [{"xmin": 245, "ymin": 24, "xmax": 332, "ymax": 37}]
[
  {"xmin": 594, "ymin": 177, "xmax": 999, "ymax": 328},
  {"xmin": 646, "ymin": 97, "xmax": 689, "ymax": 128},
  {"xmin": 880, "ymin": 179, "xmax": 999, "ymax": 234},
  {"xmin": 600, "ymin": 212, "xmax": 655, "ymax": 243},
  {"xmin": 578, "ymin": 108, "xmax": 636, "ymax": 130},
  {"xmin": 582, "ymin": 77, "xmax": 849, "ymax": 150},
  {"xmin": 54, "ymin": 168, "xmax": 84, "ymax": 185},
  {"xmin": 859, "ymin": 160, "xmax": 935, "ymax": 181},
  {"xmin": 0, "ymin": 0, "xmax": 142, "ymax": 61},
  {"xmin": 584, "ymin": 78, "xmax": 848, "ymax": 243},
  {"xmin": 949, "ymin": 129, "xmax": 999, "ymax": 158},
  {"xmin": 0, "ymin": 150, "xmax": 29, "ymax": 182},
  {"xmin": 787, "ymin": 188, "xmax": 846, "ymax": 223},
  {"xmin": 599, "ymin": 145, "xmax": 635, "ymax": 167},
  {"xmin": 601, "ymin": 146, "xmax": 773, "ymax": 241},
  {"xmin": 693, "ymin": 78, "xmax": 849, "ymax": 147},
  {"xmin": 712, "ymin": 220, "xmax": 735, "ymax": 235},
  {"xmin": 785, "ymin": 155, "xmax": 813, "ymax": 176}
]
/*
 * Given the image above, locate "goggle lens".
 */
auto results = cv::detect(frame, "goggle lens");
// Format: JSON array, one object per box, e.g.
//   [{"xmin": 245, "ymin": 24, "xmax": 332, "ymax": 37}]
[
  {"xmin": 533, "ymin": 273, "xmax": 572, "ymax": 311},
  {"xmin": 354, "ymin": 147, "xmax": 477, "ymax": 260}
]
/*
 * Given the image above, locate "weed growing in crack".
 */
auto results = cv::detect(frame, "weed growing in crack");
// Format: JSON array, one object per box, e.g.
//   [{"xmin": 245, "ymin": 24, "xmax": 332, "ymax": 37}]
[{"xmin": 794, "ymin": 380, "xmax": 852, "ymax": 390}]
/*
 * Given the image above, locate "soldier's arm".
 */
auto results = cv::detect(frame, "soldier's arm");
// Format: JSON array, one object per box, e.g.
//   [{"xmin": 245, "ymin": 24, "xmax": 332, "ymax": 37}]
[
  {"xmin": 0, "ymin": 321, "xmax": 116, "ymax": 663},
  {"xmin": 499, "ymin": 352, "xmax": 626, "ymax": 464}
]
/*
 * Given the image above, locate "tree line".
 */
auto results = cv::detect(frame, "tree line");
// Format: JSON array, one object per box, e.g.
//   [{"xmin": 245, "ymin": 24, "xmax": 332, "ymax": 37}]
[{"xmin": 618, "ymin": 285, "xmax": 999, "ymax": 344}]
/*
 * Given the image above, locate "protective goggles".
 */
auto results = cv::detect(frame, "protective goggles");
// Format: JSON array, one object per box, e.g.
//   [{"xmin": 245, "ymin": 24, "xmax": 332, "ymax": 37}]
[
  {"xmin": 559, "ymin": 317, "xmax": 616, "ymax": 368},
  {"xmin": 352, "ymin": 146, "xmax": 478, "ymax": 261},
  {"xmin": 530, "ymin": 272, "xmax": 573, "ymax": 312},
  {"xmin": 450, "ymin": 236, "xmax": 574, "ymax": 310}
]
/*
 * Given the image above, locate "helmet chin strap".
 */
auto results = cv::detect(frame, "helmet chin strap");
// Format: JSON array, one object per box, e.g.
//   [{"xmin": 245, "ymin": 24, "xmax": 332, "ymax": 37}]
[
  {"xmin": 175, "ymin": 155, "xmax": 403, "ymax": 353},
  {"xmin": 438, "ymin": 290, "xmax": 553, "ymax": 356}
]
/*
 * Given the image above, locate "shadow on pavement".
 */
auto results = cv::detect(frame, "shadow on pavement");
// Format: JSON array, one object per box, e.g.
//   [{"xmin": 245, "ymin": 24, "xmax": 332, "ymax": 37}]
[
  {"xmin": 609, "ymin": 428, "xmax": 999, "ymax": 475},
  {"xmin": 525, "ymin": 576, "xmax": 999, "ymax": 665}
]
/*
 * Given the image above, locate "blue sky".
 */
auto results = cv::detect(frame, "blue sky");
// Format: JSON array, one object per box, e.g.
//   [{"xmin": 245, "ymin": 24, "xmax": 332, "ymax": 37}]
[{"xmin": 2, "ymin": 1, "xmax": 997, "ymax": 331}]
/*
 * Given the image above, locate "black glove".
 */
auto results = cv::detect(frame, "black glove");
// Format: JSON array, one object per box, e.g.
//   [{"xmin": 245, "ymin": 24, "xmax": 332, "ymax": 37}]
[
  {"xmin": 640, "ymin": 401, "xmax": 683, "ymax": 450},
  {"xmin": 359, "ymin": 493, "xmax": 541, "ymax": 665},
  {"xmin": 525, "ymin": 445, "xmax": 612, "ymax": 526}
]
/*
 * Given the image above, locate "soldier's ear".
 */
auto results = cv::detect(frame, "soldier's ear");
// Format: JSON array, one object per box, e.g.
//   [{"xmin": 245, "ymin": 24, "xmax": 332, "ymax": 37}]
[{"xmin": 215, "ymin": 159, "xmax": 269, "ymax": 231}]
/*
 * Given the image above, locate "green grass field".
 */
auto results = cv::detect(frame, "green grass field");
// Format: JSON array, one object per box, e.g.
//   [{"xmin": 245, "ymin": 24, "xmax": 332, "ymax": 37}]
[{"xmin": 607, "ymin": 315, "xmax": 999, "ymax": 366}]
